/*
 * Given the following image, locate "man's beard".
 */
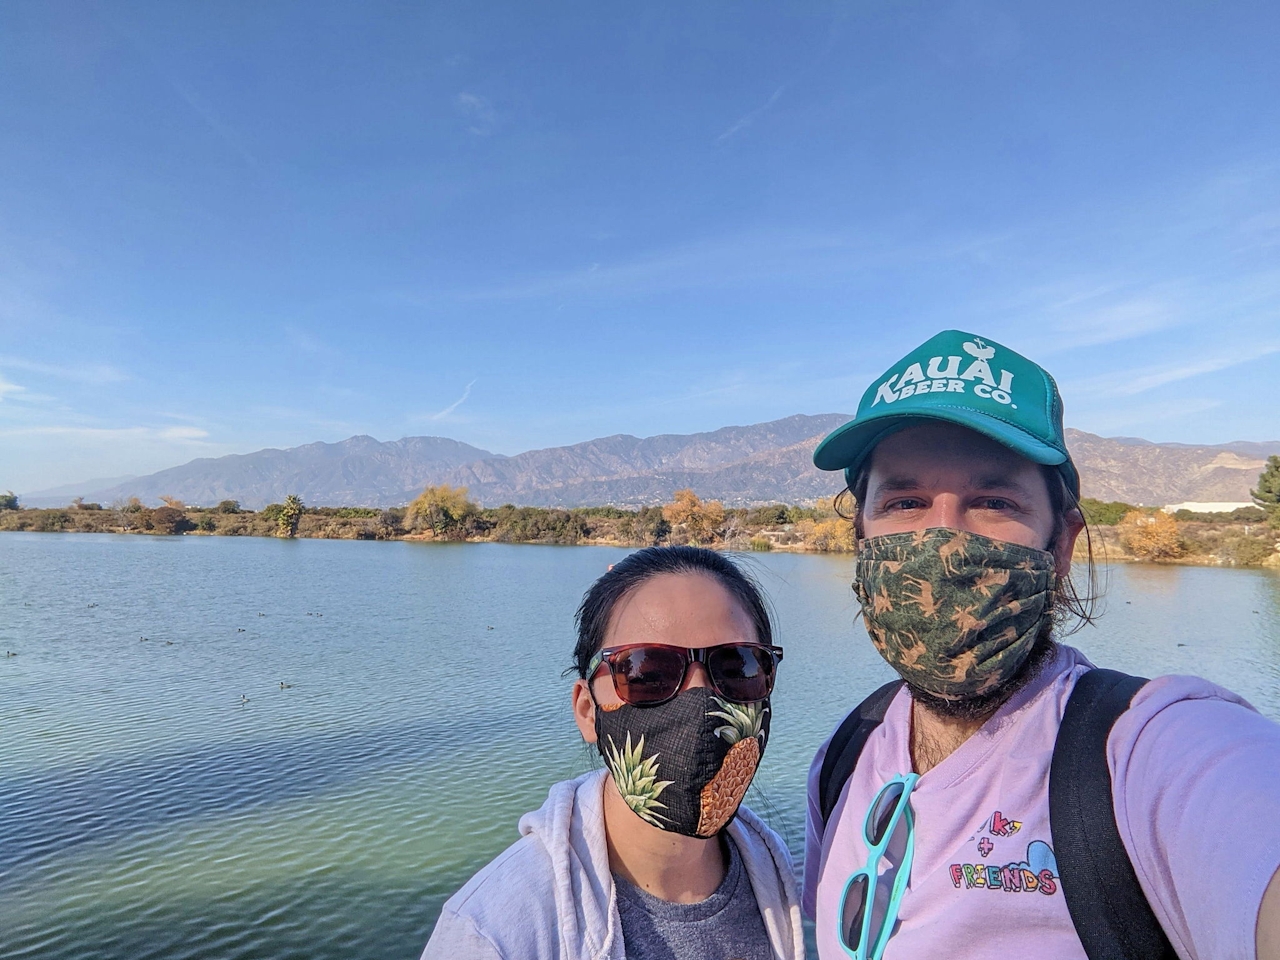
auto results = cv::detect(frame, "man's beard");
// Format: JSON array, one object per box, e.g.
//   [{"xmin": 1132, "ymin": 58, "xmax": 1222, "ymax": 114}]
[{"xmin": 903, "ymin": 617, "xmax": 1058, "ymax": 723}]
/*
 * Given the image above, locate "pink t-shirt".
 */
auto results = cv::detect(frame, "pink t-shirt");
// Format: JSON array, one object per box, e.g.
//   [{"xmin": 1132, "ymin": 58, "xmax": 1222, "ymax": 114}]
[{"xmin": 804, "ymin": 644, "xmax": 1280, "ymax": 959}]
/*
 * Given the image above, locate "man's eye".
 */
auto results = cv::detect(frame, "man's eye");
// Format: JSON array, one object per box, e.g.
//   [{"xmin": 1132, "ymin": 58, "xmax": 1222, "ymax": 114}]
[
  {"xmin": 889, "ymin": 499, "xmax": 924, "ymax": 511},
  {"xmin": 980, "ymin": 498, "xmax": 1012, "ymax": 510}
]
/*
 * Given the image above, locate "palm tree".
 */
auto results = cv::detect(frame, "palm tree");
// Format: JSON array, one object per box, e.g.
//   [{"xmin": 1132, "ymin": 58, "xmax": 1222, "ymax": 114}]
[{"xmin": 278, "ymin": 494, "xmax": 304, "ymax": 538}]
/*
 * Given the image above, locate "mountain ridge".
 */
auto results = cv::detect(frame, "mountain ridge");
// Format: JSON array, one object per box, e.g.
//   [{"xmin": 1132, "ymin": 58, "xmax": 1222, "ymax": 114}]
[{"xmin": 19, "ymin": 416, "xmax": 1280, "ymax": 510}]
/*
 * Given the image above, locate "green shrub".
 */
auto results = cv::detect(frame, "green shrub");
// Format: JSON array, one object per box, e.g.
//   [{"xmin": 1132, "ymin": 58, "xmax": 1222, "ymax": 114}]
[
  {"xmin": 0, "ymin": 491, "xmax": 18, "ymax": 511},
  {"xmin": 747, "ymin": 505, "xmax": 789, "ymax": 527},
  {"xmin": 1080, "ymin": 498, "xmax": 1138, "ymax": 526},
  {"xmin": 331, "ymin": 507, "xmax": 381, "ymax": 519},
  {"xmin": 377, "ymin": 508, "xmax": 406, "ymax": 538},
  {"xmin": 1230, "ymin": 506, "xmax": 1268, "ymax": 522},
  {"xmin": 1220, "ymin": 536, "xmax": 1275, "ymax": 567},
  {"xmin": 574, "ymin": 506, "xmax": 633, "ymax": 519},
  {"xmin": 35, "ymin": 510, "xmax": 70, "ymax": 532},
  {"xmin": 0, "ymin": 511, "xmax": 30, "ymax": 530},
  {"xmin": 152, "ymin": 506, "xmax": 194, "ymax": 535},
  {"xmin": 785, "ymin": 506, "xmax": 819, "ymax": 523},
  {"xmin": 196, "ymin": 515, "xmax": 217, "ymax": 532},
  {"xmin": 748, "ymin": 537, "xmax": 773, "ymax": 551},
  {"xmin": 217, "ymin": 500, "xmax": 241, "ymax": 514},
  {"xmin": 483, "ymin": 505, "xmax": 588, "ymax": 544},
  {"xmin": 619, "ymin": 506, "xmax": 670, "ymax": 545},
  {"xmin": 1174, "ymin": 506, "xmax": 1268, "ymax": 522}
]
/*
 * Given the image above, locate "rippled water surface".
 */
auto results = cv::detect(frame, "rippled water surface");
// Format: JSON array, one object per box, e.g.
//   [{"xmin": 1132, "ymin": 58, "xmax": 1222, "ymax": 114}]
[{"xmin": 2, "ymin": 533, "xmax": 1278, "ymax": 959}]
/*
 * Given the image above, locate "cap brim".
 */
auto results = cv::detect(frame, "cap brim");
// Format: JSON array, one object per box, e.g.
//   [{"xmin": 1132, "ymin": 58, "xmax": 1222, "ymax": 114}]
[{"xmin": 814, "ymin": 407, "xmax": 1071, "ymax": 479}]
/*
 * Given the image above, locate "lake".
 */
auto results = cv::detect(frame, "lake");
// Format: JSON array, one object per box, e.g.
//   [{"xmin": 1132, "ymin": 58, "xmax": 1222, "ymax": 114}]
[{"xmin": 1, "ymin": 532, "xmax": 1278, "ymax": 960}]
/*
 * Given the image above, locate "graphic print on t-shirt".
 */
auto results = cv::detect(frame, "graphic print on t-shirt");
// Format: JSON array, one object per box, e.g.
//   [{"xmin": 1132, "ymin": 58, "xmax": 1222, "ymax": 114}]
[{"xmin": 948, "ymin": 810, "xmax": 1059, "ymax": 896}]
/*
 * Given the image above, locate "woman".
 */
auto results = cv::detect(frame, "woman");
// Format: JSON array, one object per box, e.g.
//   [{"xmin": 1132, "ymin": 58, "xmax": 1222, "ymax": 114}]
[{"xmin": 422, "ymin": 546, "xmax": 805, "ymax": 960}]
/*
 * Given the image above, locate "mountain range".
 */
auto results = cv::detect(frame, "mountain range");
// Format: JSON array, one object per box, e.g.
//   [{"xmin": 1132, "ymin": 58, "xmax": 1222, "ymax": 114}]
[{"xmin": 19, "ymin": 414, "xmax": 1280, "ymax": 510}]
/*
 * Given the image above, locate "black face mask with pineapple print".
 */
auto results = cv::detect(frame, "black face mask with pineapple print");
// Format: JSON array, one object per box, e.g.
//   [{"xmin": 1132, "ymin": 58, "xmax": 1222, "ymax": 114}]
[
  {"xmin": 853, "ymin": 527, "xmax": 1056, "ymax": 701},
  {"xmin": 594, "ymin": 687, "xmax": 770, "ymax": 838}
]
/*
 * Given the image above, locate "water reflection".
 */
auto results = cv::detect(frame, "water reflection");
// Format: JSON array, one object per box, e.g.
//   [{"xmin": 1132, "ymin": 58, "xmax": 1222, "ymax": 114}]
[{"xmin": 0, "ymin": 534, "xmax": 1276, "ymax": 960}]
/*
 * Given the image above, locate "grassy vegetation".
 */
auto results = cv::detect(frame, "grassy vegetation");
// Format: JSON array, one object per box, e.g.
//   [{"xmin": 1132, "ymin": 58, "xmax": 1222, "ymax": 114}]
[
  {"xmin": 2, "ymin": 486, "xmax": 1277, "ymax": 565},
  {"xmin": 1079, "ymin": 512, "xmax": 1279, "ymax": 568},
  {"xmin": 0, "ymin": 489, "xmax": 859, "ymax": 553}
]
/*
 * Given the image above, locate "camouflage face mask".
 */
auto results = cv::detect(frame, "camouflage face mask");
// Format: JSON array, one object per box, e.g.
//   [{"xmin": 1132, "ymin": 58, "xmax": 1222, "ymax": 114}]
[{"xmin": 853, "ymin": 528, "xmax": 1055, "ymax": 701}]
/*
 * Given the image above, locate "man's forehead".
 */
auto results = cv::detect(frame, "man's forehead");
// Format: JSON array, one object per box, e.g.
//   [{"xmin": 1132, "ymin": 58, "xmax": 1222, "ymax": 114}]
[{"xmin": 867, "ymin": 422, "xmax": 1042, "ymax": 484}]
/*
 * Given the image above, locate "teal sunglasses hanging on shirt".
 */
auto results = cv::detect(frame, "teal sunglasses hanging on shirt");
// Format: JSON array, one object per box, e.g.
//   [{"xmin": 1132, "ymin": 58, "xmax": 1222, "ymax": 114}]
[{"xmin": 836, "ymin": 772, "xmax": 919, "ymax": 960}]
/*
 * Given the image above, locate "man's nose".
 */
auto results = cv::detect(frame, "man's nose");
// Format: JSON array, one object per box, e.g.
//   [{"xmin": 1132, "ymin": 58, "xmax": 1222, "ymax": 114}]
[{"xmin": 925, "ymin": 495, "xmax": 965, "ymax": 530}]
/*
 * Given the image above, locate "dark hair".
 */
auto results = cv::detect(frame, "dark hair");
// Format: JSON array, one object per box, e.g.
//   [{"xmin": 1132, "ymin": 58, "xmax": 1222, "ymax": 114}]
[
  {"xmin": 835, "ymin": 463, "xmax": 1100, "ymax": 631},
  {"xmin": 572, "ymin": 546, "xmax": 774, "ymax": 679}
]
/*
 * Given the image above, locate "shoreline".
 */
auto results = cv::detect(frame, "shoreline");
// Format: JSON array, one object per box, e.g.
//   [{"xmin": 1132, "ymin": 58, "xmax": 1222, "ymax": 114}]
[
  {"xmin": 2, "ymin": 524, "xmax": 1277, "ymax": 570},
  {"xmin": 2, "ymin": 491, "xmax": 1277, "ymax": 570}
]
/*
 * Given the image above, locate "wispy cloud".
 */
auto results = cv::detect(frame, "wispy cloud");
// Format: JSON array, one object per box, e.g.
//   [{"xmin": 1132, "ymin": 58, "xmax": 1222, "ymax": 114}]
[
  {"xmin": 166, "ymin": 75, "xmax": 259, "ymax": 166},
  {"xmin": 431, "ymin": 379, "xmax": 476, "ymax": 420},
  {"xmin": 456, "ymin": 93, "xmax": 498, "ymax": 136},
  {"xmin": 446, "ymin": 228, "xmax": 875, "ymax": 302},
  {"xmin": 0, "ymin": 425, "xmax": 210, "ymax": 442},
  {"xmin": 106, "ymin": 14, "xmax": 258, "ymax": 167},
  {"xmin": 0, "ymin": 356, "xmax": 128, "ymax": 384},
  {"xmin": 1075, "ymin": 397, "xmax": 1225, "ymax": 436},
  {"xmin": 0, "ymin": 375, "xmax": 24, "ymax": 400},
  {"xmin": 717, "ymin": 85, "xmax": 786, "ymax": 142},
  {"xmin": 284, "ymin": 326, "xmax": 341, "ymax": 357},
  {"xmin": 1067, "ymin": 341, "xmax": 1280, "ymax": 399}
]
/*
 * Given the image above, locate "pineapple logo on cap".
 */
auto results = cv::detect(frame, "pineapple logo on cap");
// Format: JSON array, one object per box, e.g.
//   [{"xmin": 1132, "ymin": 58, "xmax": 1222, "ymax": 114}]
[{"xmin": 870, "ymin": 337, "xmax": 1020, "ymax": 409}]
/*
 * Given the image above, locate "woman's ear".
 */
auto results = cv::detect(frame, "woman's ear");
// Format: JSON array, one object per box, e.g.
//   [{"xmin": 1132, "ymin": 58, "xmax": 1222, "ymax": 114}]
[{"xmin": 572, "ymin": 678, "xmax": 598, "ymax": 744}]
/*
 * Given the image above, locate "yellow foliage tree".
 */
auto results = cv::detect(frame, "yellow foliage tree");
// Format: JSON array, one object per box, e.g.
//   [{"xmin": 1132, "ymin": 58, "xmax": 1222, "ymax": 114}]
[
  {"xmin": 1117, "ymin": 509, "xmax": 1183, "ymax": 561},
  {"xmin": 797, "ymin": 518, "xmax": 856, "ymax": 552},
  {"xmin": 812, "ymin": 496, "xmax": 838, "ymax": 519},
  {"xmin": 662, "ymin": 489, "xmax": 726, "ymax": 545},
  {"xmin": 408, "ymin": 484, "xmax": 476, "ymax": 537}
]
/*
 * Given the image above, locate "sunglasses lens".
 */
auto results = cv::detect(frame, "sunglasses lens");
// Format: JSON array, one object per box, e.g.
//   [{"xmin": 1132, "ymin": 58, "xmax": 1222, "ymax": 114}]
[
  {"xmin": 867, "ymin": 780, "xmax": 906, "ymax": 846},
  {"xmin": 706, "ymin": 644, "xmax": 776, "ymax": 702},
  {"xmin": 840, "ymin": 873, "xmax": 869, "ymax": 949},
  {"xmin": 610, "ymin": 646, "xmax": 687, "ymax": 704}
]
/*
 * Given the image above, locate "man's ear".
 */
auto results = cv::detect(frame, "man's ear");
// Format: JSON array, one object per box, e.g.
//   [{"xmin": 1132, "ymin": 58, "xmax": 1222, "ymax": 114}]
[
  {"xmin": 572, "ymin": 678, "xmax": 598, "ymax": 745},
  {"xmin": 1054, "ymin": 507, "xmax": 1085, "ymax": 579}
]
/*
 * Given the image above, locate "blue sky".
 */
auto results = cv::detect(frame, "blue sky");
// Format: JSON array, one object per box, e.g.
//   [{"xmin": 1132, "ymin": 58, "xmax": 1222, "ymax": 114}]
[{"xmin": 2, "ymin": 1, "xmax": 1279, "ymax": 493}]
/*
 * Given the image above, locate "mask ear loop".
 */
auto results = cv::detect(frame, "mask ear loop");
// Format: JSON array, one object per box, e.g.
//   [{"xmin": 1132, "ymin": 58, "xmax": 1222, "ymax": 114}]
[
  {"xmin": 585, "ymin": 663, "xmax": 628, "ymax": 750},
  {"xmin": 586, "ymin": 672, "xmax": 606, "ymax": 749}
]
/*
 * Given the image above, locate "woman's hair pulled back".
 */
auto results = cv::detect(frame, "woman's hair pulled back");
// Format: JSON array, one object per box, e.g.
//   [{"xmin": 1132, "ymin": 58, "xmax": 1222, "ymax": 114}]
[{"xmin": 572, "ymin": 546, "xmax": 773, "ymax": 679}]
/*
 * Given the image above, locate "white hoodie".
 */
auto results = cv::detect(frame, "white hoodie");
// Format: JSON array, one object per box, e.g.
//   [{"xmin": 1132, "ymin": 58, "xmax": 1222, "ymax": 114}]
[{"xmin": 422, "ymin": 769, "xmax": 806, "ymax": 960}]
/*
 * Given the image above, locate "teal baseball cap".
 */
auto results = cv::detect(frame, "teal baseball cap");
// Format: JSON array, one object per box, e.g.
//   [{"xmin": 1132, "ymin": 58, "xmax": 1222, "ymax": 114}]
[{"xmin": 813, "ymin": 330, "xmax": 1080, "ymax": 497}]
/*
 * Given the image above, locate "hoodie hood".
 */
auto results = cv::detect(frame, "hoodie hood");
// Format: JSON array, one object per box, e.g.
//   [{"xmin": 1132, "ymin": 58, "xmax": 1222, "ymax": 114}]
[
  {"xmin": 516, "ymin": 770, "xmax": 622, "ymax": 960},
  {"xmin": 424, "ymin": 769, "xmax": 805, "ymax": 960},
  {"xmin": 517, "ymin": 769, "xmax": 806, "ymax": 960}
]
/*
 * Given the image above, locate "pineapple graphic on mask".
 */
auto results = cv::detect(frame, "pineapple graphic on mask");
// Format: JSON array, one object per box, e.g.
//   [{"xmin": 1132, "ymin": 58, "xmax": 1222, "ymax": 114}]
[{"xmin": 596, "ymin": 688, "xmax": 770, "ymax": 838}]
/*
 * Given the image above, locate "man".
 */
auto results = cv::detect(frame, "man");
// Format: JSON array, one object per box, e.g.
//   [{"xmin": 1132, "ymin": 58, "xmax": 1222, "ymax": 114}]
[{"xmin": 805, "ymin": 330, "xmax": 1280, "ymax": 959}]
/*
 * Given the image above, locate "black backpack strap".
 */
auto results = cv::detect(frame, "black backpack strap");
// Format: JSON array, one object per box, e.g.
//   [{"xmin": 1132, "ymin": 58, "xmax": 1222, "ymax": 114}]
[
  {"xmin": 1050, "ymin": 668, "xmax": 1176, "ymax": 960},
  {"xmin": 818, "ymin": 679, "xmax": 904, "ymax": 827}
]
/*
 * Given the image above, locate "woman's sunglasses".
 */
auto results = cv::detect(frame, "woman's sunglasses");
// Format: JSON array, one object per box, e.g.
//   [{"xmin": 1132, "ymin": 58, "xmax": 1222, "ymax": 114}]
[{"xmin": 586, "ymin": 642, "xmax": 784, "ymax": 706}]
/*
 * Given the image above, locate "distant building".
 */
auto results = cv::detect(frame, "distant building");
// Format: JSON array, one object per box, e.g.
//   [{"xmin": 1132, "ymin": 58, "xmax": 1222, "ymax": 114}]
[{"xmin": 1160, "ymin": 501, "xmax": 1257, "ymax": 515}]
